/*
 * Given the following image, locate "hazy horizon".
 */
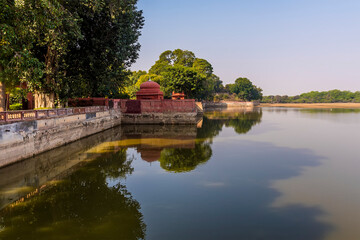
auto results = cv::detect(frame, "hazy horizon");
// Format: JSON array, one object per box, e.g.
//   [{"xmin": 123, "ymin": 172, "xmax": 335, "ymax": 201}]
[{"xmin": 131, "ymin": 0, "xmax": 360, "ymax": 96}]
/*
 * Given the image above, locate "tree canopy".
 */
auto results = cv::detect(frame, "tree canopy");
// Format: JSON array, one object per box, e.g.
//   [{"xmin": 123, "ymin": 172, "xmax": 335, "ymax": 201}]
[
  {"xmin": 225, "ymin": 78, "xmax": 262, "ymax": 101},
  {"xmin": 0, "ymin": 0, "xmax": 144, "ymax": 109},
  {"xmin": 138, "ymin": 49, "xmax": 223, "ymax": 100}
]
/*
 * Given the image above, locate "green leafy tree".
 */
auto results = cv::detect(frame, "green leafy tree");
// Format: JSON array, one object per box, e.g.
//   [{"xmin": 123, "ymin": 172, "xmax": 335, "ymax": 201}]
[
  {"xmin": 147, "ymin": 49, "xmax": 222, "ymax": 100},
  {"xmin": 0, "ymin": 1, "xmax": 44, "ymax": 110},
  {"xmin": 161, "ymin": 65, "xmax": 206, "ymax": 99},
  {"xmin": 121, "ymin": 71, "xmax": 163, "ymax": 99},
  {"xmin": 62, "ymin": 0, "xmax": 145, "ymax": 99},
  {"xmin": 228, "ymin": 77, "xmax": 262, "ymax": 101}
]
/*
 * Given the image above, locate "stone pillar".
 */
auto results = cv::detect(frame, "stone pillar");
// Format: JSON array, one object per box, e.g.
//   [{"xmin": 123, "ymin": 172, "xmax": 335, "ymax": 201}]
[
  {"xmin": 0, "ymin": 82, "xmax": 6, "ymax": 112},
  {"xmin": 34, "ymin": 91, "xmax": 55, "ymax": 109}
]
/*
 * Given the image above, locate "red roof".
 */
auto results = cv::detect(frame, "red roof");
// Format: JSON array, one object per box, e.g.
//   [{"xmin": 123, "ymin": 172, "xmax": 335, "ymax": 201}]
[{"xmin": 140, "ymin": 80, "xmax": 161, "ymax": 89}]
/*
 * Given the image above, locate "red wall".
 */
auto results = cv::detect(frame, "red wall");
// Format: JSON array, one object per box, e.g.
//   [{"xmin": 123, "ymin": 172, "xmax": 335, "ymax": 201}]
[
  {"xmin": 111, "ymin": 99, "xmax": 196, "ymax": 114},
  {"xmin": 68, "ymin": 98, "xmax": 109, "ymax": 107}
]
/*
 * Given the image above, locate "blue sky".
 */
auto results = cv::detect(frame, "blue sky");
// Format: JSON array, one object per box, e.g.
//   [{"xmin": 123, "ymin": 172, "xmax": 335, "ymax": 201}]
[{"xmin": 131, "ymin": 0, "xmax": 360, "ymax": 95}]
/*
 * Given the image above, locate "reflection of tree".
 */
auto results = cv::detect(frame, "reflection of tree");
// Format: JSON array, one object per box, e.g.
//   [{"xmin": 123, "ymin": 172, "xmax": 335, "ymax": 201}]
[
  {"xmin": 200, "ymin": 109, "xmax": 263, "ymax": 137},
  {"xmin": 225, "ymin": 111, "xmax": 263, "ymax": 134},
  {"xmin": 300, "ymin": 108, "xmax": 360, "ymax": 114},
  {"xmin": 196, "ymin": 116, "xmax": 223, "ymax": 140},
  {"xmin": 158, "ymin": 110, "xmax": 262, "ymax": 173},
  {"xmin": 0, "ymin": 150, "xmax": 146, "ymax": 240},
  {"xmin": 159, "ymin": 142, "xmax": 212, "ymax": 173}
]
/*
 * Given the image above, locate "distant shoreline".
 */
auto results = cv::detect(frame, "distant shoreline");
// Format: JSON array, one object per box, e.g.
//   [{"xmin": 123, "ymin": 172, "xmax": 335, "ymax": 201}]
[{"xmin": 259, "ymin": 103, "xmax": 360, "ymax": 108}]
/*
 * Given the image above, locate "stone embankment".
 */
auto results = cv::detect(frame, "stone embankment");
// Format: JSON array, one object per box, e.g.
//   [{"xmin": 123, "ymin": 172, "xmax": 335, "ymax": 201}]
[
  {"xmin": 0, "ymin": 124, "xmax": 198, "ymax": 210},
  {"xmin": 202, "ymin": 101, "xmax": 258, "ymax": 110},
  {"xmin": 0, "ymin": 99, "xmax": 201, "ymax": 167},
  {"xmin": 0, "ymin": 108, "xmax": 122, "ymax": 168}
]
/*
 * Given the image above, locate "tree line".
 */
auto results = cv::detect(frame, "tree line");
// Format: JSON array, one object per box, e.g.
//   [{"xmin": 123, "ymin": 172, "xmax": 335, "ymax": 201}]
[{"xmin": 262, "ymin": 90, "xmax": 360, "ymax": 103}]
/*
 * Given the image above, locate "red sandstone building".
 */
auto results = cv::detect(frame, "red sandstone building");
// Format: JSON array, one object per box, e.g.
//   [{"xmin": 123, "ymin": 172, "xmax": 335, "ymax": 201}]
[
  {"xmin": 171, "ymin": 92, "xmax": 186, "ymax": 100},
  {"xmin": 135, "ymin": 80, "xmax": 187, "ymax": 101},
  {"xmin": 136, "ymin": 80, "xmax": 164, "ymax": 100}
]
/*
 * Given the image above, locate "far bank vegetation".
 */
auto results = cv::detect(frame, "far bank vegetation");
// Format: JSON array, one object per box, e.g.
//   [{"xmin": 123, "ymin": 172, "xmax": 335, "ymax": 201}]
[{"xmin": 262, "ymin": 90, "xmax": 360, "ymax": 103}]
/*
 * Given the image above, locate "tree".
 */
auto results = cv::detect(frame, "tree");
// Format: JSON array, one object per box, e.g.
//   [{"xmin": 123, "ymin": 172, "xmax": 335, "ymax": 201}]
[
  {"xmin": 0, "ymin": 0, "xmax": 83, "ymax": 109},
  {"xmin": 63, "ymin": 0, "xmax": 144, "ymax": 99},
  {"xmin": 161, "ymin": 65, "xmax": 206, "ymax": 99},
  {"xmin": 0, "ymin": 1, "xmax": 44, "ymax": 110},
  {"xmin": 228, "ymin": 77, "xmax": 262, "ymax": 101},
  {"xmin": 147, "ymin": 49, "xmax": 222, "ymax": 100},
  {"xmin": 30, "ymin": 0, "xmax": 82, "ymax": 108},
  {"xmin": 121, "ymin": 71, "xmax": 163, "ymax": 99}
]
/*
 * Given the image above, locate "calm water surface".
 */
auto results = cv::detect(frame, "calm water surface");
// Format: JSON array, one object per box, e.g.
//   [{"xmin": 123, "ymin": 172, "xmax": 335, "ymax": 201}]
[{"xmin": 0, "ymin": 107, "xmax": 360, "ymax": 240}]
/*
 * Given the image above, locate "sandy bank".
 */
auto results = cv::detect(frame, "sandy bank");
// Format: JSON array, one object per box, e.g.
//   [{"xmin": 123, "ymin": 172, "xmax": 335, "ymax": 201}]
[{"xmin": 259, "ymin": 103, "xmax": 360, "ymax": 108}]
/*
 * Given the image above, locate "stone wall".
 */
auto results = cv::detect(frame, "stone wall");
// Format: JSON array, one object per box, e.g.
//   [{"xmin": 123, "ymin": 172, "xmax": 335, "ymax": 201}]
[
  {"xmin": 112, "ymin": 99, "xmax": 197, "ymax": 113},
  {"xmin": 0, "ymin": 110, "xmax": 122, "ymax": 168},
  {"xmin": 203, "ymin": 101, "xmax": 256, "ymax": 109},
  {"xmin": 0, "ymin": 99, "xmax": 201, "ymax": 168},
  {"xmin": 121, "ymin": 112, "xmax": 198, "ymax": 125}
]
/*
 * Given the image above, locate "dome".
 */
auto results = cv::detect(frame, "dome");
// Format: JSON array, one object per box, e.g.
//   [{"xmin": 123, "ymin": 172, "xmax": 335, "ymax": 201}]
[
  {"xmin": 140, "ymin": 80, "xmax": 160, "ymax": 89},
  {"xmin": 136, "ymin": 80, "xmax": 164, "ymax": 100}
]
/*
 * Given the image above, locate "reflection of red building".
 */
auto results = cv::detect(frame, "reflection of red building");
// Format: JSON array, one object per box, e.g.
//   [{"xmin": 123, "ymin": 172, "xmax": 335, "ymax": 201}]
[
  {"xmin": 137, "ymin": 148, "xmax": 162, "ymax": 163},
  {"xmin": 171, "ymin": 92, "xmax": 186, "ymax": 100},
  {"xmin": 136, "ymin": 81, "xmax": 164, "ymax": 100},
  {"xmin": 134, "ymin": 139, "xmax": 196, "ymax": 163}
]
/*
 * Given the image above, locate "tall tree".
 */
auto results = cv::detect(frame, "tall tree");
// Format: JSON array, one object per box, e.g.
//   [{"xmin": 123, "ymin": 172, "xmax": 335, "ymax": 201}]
[
  {"xmin": 161, "ymin": 65, "xmax": 206, "ymax": 99},
  {"xmin": 0, "ymin": 1, "xmax": 43, "ymax": 110},
  {"xmin": 227, "ymin": 77, "xmax": 262, "ymax": 101},
  {"xmin": 148, "ymin": 49, "xmax": 222, "ymax": 100},
  {"xmin": 29, "ymin": 0, "xmax": 82, "ymax": 108},
  {"xmin": 62, "ymin": 0, "xmax": 144, "ymax": 99},
  {"xmin": 1, "ymin": 0, "xmax": 82, "ymax": 109}
]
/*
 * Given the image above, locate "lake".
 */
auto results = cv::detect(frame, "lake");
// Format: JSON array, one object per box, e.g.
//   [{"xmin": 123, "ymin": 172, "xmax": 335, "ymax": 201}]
[{"xmin": 0, "ymin": 107, "xmax": 359, "ymax": 240}]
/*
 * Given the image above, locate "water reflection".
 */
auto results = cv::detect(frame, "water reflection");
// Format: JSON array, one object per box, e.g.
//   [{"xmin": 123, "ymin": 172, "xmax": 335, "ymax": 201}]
[
  {"xmin": 198, "ymin": 108, "xmax": 263, "ymax": 140},
  {"xmin": 0, "ymin": 108, "xmax": 264, "ymax": 212},
  {"xmin": 0, "ymin": 150, "xmax": 146, "ymax": 240},
  {"xmin": 159, "ymin": 143, "xmax": 212, "ymax": 172},
  {"xmin": 119, "ymin": 125, "xmax": 213, "ymax": 173},
  {"xmin": 0, "ymin": 126, "xmax": 124, "ymax": 211},
  {"xmin": 130, "ymin": 135, "xmax": 332, "ymax": 239},
  {"xmin": 0, "ymin": 108, "xmax": 344, "ymax": 239}
]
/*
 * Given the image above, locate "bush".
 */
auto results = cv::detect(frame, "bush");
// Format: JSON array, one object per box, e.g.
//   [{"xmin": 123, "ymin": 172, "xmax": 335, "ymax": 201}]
[
  {"xmin": 213, "ymin": 95, "xmax": 220, "ymax": 102},
  {"xmin": 9, "ymin": 103, "xmax": 23, "ymax": 111}
]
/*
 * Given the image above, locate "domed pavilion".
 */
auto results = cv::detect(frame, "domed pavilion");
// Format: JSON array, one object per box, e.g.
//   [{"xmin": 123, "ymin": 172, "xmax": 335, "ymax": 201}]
[{"xmin": 136, "ymin": 80, "xmax": 164, "ymax": 100}]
